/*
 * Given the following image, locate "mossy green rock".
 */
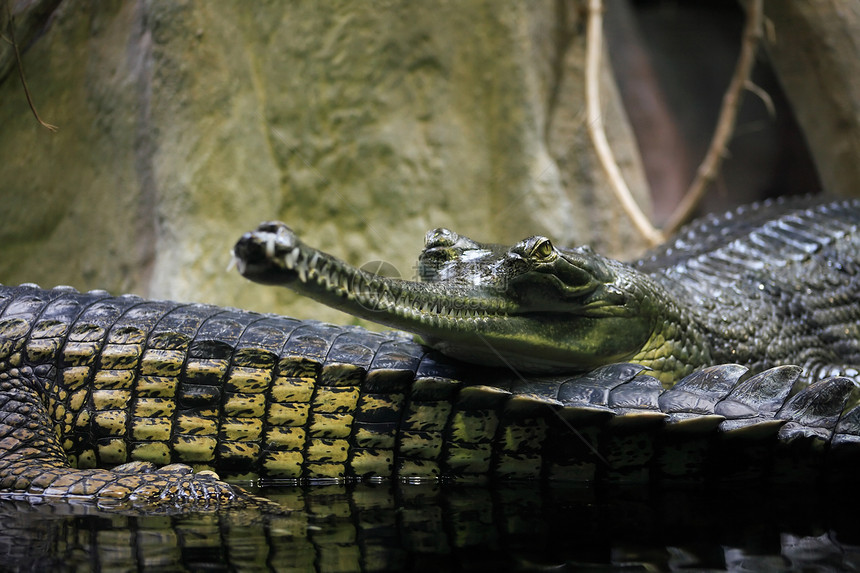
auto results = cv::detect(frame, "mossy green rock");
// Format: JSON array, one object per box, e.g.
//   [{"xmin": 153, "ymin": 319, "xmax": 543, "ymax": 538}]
[{"xmin": 0, "ymin": 1, "xmax": 648, "ymax": 324}]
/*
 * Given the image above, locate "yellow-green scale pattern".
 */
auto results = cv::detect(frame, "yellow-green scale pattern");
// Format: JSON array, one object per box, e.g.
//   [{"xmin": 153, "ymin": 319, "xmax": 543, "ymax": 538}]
[
  {"xmin": 4, "ymin": 286, "xmax": 556, "ymax": 485},
  {"xmin": 5, "ymin": 282, "xmax": 860, "ymax": 513}
]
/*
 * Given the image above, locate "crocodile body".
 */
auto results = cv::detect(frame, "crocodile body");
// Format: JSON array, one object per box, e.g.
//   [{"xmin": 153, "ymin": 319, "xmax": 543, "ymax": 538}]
[
  {"xmin": 234, "ymin": 198, "xmax": 860, "ymax": 387},
  {"xmin": 1, "ymin": 283, "xmax": 860, "ymax": 513},
  {"xmin": 2, "ymin": 198, "xmax": 860, "ymax": 513}
]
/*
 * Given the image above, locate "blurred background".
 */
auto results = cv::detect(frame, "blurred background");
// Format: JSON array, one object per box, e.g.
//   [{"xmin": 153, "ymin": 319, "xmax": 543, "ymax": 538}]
[{"xmin": 0, "ymin": 0, "xmax": 854, "ymax": 324}]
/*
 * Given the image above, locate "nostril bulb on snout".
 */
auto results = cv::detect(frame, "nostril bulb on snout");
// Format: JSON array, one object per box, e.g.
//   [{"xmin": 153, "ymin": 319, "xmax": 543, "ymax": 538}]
[
  {"xmin": 425, "ymin": 228, "xmax": 458, "ymax": 248},
  {"xmin": 257, "ymin": 221, "xmax": 291, "ymax": 233}
]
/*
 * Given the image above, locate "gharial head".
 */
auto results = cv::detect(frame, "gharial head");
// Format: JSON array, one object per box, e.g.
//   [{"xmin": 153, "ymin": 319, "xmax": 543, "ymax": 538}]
[{"xmin": 232, "ymin": 222, "xmax": 661, "ymax": 374}]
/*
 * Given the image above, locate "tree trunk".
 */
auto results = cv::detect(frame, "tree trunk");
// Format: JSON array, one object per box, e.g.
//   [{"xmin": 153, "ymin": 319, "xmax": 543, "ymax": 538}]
[{"xmin": 762, "ymin": 0, "xmax": 860, "ymax": 199}]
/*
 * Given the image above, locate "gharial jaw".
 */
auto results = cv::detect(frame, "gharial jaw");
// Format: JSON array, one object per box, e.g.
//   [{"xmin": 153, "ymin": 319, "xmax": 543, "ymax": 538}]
[
  {"xmin": 231, "ymin": 222, "xmax": 517, "ymax": 328},
  {"xmin": 233, "ymin": 222, "xmax": 661, "ymax": 374}
]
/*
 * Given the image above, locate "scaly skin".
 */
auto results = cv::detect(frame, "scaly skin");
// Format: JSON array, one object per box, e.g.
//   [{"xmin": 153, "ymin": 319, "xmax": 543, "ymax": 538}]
[
  {"xmin": 1, "ymin": 284, "xmax": 860, "ymax": 515},
  {"xmin": 233, "ymin": 198, "xmax": 860, "ymax": 387},
  {"xmin": 2, "ymin": 199, "xmax": 860, "ymax": 513}
]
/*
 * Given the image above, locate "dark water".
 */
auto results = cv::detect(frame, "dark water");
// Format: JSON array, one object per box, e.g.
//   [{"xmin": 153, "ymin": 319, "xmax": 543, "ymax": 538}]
[{"xmin": 2, "ymin": 481, "xmax": 859, "ymax": 572}]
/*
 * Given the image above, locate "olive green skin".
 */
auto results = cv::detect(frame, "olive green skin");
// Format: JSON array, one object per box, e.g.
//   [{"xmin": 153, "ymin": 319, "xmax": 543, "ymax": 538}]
[
  {"xmin": 235, "ymin": 198, "xmax": 860, "ymax": 388},
  {"xmin": 235, "ymin": 224, "xmax": 701, "ymax": 387},
  {"xmin": 2, "ymin": 198, "xmax": 860, "ymax": 514},
  {"xmin": 2, "ymin": 282, "xmax": 860, "ymax": 515}
]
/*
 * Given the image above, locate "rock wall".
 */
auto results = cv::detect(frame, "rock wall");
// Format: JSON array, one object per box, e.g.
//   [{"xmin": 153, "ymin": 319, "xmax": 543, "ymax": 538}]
[{"xmin": 0, "ymin": 0, "xmax": 649, "ymax": 323}]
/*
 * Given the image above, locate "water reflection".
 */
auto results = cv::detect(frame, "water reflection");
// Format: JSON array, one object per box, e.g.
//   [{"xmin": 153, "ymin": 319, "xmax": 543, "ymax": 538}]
[{"xmin": 3, "ymin": 481, "xmax": 860, "ymax": 571}]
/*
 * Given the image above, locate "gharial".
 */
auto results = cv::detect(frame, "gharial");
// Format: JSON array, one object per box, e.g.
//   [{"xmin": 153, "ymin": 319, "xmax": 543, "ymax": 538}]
[
  {"xmin": 236, "ymin": 197, "xmax": 860, "ymax": 388},
  {"xmin": 0, "ymin": 197, "xmax": 858, "ymax": 514}
]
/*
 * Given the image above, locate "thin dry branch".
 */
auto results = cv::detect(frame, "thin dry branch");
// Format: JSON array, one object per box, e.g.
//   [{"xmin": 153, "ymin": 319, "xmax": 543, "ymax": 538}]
[
  {"xmin": 745, "ymin": 79, "xmax": 775, "ymax": 117},
  {"xmin": 662, "ymin": 0, "xmax": 763, "ymax": 235},
  {"xmin": 3, "ymin": 0, "xmax": 57, "ymax": 132},
  {"xmin": 585, "ymin": 0, "xmax": 663, "ymax": 246}
]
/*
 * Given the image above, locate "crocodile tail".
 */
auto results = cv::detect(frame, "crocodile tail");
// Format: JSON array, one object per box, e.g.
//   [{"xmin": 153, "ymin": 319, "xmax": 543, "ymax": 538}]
[{"xmin": 0, "ymin": 364, "xmax": 280, "ymax": 513}]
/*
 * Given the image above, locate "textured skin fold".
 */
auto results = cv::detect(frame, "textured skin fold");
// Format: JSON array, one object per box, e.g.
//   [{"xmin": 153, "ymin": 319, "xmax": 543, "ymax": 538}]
[{"xmin": 0, "ymin": 283, "xmax": 859, "ymax": 513}]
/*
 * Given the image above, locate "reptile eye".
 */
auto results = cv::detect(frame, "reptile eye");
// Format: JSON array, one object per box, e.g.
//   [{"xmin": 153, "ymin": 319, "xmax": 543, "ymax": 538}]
[{"xmin": 531, "ymin": 238, "xmax": 554, "ymax": 260}]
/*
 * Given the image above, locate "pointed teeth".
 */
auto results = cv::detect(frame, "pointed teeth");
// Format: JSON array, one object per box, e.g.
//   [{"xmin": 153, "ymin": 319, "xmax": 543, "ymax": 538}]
[
  {"xmin": 405, "ymin": 298, "xmax": 484, "ymax": 319},
  {"xmin": 327, "ymin": 270, "xmax": 342, "ymax": 291},
  {"xmin": 227, "ymin": 250, "xmax": 247, "ymax": 274},
  {"xmin": 282, "ymin": 247, "xmax": 299, "ymax": 270},
  {"xmin": 226, "ymin": 251, "xmax": 238, "ymax": 272},
  {"xmin": 281, "ymin": 247, "xmax": 310, "ymax": 282}
]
